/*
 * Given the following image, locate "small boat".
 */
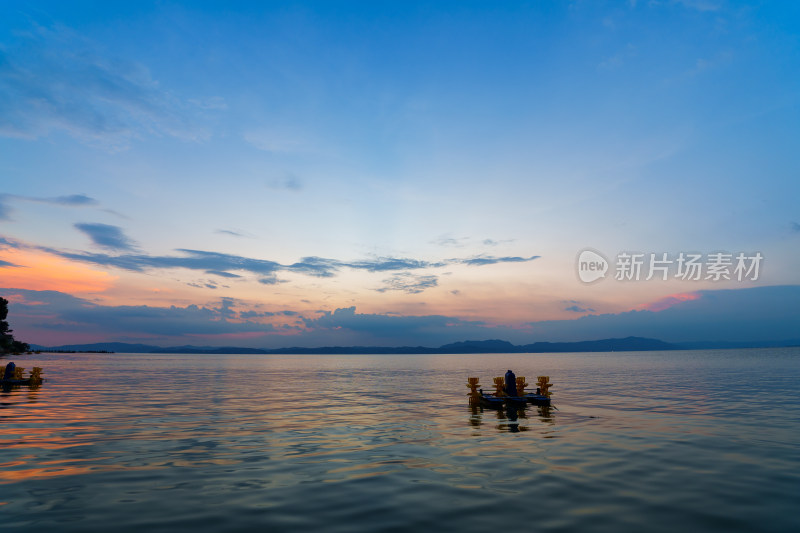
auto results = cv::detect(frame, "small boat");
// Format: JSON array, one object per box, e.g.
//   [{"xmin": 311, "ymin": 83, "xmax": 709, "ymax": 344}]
[
  {"xmin": 1, "ymin": 363, "xmax": 44, "ymax": 387},
  {"xmin": 524, "ymin": 393, "xmax": 551, "ymax": 407},
  {"xmin": 479, "ymin": 393, "xmax": 550, "ymax": 408},
  {"xmin": 478, "ymin": 394, "xmax": 506, "ymax": 409},
  {"xmin": 0, "ymin": 378, "xmax": 35, "ymax": 386},
  {"xmin": 468, "ymin": 374, "xmax": 553, "ymax": 409}
]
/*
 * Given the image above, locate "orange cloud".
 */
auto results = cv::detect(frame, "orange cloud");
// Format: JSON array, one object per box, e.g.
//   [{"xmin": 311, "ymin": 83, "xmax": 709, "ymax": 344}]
[
  {"xmin": 0, "ymin": 249, "xmax": 115, "ymax": 294},
  {"xmin": 640, "ymin": 292, "xmax": 701, "ymax": 312}
]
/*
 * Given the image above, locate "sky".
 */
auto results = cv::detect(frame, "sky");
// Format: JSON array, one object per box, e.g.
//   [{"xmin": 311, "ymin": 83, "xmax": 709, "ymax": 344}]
[{"xmin": 1, "ymin": 1, "xmax": 798, "ymax": 348}]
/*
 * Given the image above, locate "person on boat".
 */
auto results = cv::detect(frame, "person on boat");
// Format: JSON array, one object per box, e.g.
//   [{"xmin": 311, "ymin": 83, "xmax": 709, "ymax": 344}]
[
  {"xmin": 3, "ymin": 361, "xmax": 15, "ymax": 381},
  {"xmin": 504, "ymin": 369, "xmax": 518, "ymax": 397}
]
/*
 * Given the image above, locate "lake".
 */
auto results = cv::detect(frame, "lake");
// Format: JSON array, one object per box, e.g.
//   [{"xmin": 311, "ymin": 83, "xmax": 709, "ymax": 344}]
[{"xmin": 1, "ymin": 349, "xmax": 798, "ymax": 532}]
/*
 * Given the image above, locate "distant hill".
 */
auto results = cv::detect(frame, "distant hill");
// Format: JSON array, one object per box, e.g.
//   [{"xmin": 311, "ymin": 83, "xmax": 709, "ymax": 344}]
[
  {"xmin": 436, "ymin": 337, "xmax": 678, "ymax": 353},
  {"xmin": 30, "ymin": 336, "xmax": 680, "ymax": 354},
  {"xmin": 675, "ymin": 339, "xmax": 800, "ymax": 350},
  {"xmin": 438, "ymin": 339, "xmax": 517, "ymax": 353},
  {"xmin": 158, "ymin": 345, "xmax": 269, "ymax": 354},
  {"xmin": 520, "ymin": 337, "xmax": 678, "ymax": 353},
  {"xmin": 29, "ymin": 342, "xmax": 161, "ymax": 353}
]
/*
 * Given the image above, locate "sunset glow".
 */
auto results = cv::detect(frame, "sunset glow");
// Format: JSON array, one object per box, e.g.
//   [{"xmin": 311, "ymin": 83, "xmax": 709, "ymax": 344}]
[
  {"xmin": 0, "ymin": 1, "xmax": 798, "ymax": 348},
  {"xmin": 0, "ymin": 250, "xmax": 116, "ymax": 294}
]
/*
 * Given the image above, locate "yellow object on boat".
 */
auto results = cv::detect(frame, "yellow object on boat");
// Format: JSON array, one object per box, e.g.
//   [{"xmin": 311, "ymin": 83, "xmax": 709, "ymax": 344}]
[
  {"xmin": 493, "ymin": 376, "xmax": 505, "ymax": 396},
  {"xmin": 29, "ymin": 367, "xmax": 43, "ymax": 384},
  {"xmin": 516, "ymin": 376, "xmax": 528, "ymax": 395},
  {"xmin": 537, "ymin": 376, "xmax": 552, "ymax": 397}
]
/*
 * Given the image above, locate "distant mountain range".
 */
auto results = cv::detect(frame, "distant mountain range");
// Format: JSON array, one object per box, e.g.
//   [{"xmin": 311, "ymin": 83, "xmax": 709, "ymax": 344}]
[{"xmin": 27, "ymin": 336, "xmax": 796, "ymax": 354}]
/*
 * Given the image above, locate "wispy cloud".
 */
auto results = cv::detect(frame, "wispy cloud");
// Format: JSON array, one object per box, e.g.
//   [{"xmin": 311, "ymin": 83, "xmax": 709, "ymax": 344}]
[
  {"xmin": 303, "ymin": 306, "xmax": 488, "ymax": 337},
  {"xmin": 266, "ymin": 173, "xmax": 303, "ymax": 191},
  {"xmin": 244, "ymin": 130, "xmax": 305, "ymax": 154},
  {"xmin": 239, "ymin": 310, "xmax": 276, "ymax": 319},
  {"xmin": 482, "ymin": 238, "xmax": 514, "ymax": 247},
  {"xmin": 216, "ymin": 229, "xmax": 249, "ymax": 238},
  {"xmin": 791, "ymin": 222, "xmax": 800, "ymax": 233},
  {"xmin": 39, "ymin": 194, "xmax": 98, "ymax": 206},
  {"xmin": 565, "ymin": 305, "xmax": 595, "ymax": 313},
  {"xmin": 0, "ymin": 259, "xmax": 21, "ymax": 268},
  {"xmin": 458, "ymin": 254, "xmax": 540, "ymax": 266},
  {"xmin": 0, "ymin": 198, "xmax": 10, "ymax": 221},
  {"xmin": 169, "ymin": 249, "xmax": 283, "ymax": 276},
  {"xmin": 3, "ymin": 234, "xmax": 540, "ymax": 288},
  {"xmin": 0, "ymin": 193, "xmax": 99, "ymax": 221},
  {"xmin": 74, "ymin": 223, "xmax": 138, "ymax": 251},
  {"xmin": 432, "ymin": 234, "xmax": 468, "ymax": 248},
  {"xmin": 288, "ymin": 256, "xmax": 341, "ymax": 277},
  {"xmin": 0, "ymin": 22, "xmax": 212, "ymax": 147},
  {"xmin": 433, "ymin": 236, "xmax": 515, "ymax": 248},
  {"xmin": 640, "ymin": 292, "xmax": 700, "ymax": 312},
  {"xmin": 563, "ymin": 299, "xmax": 596, "ymax": 313},
  {"xmin": 673, "ymin": 0, "xmax": 721, "ymax": 12},
  {"xmin": 376, "ymin": 273, "xmax": 439, "ymax": 294},
  {"xmin": 187, "ymin": 281, "xmax": 219, "ymax": 290},
  {"xmin": 346, "ymin": 257, "xmax": 446, "ymax": 272},
  {"xmin": 206, "ymin": 270, "xmax": 243, "ymax": 279}
]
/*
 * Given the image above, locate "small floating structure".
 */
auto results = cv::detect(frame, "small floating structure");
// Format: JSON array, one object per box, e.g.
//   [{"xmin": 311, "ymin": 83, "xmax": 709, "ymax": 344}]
[
  {"xmin": 1, "ymin": 362, "xmax": 44, "ymax": 387},
  {"xmin": 467, "ymin": 374, "xmax": 552, "ymax": 408}
]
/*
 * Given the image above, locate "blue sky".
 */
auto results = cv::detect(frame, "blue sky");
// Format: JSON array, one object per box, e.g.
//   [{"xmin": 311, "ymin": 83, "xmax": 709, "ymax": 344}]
[{"xmin": 1, "ymin": 1, "xmax": 798, "ymax": 347}]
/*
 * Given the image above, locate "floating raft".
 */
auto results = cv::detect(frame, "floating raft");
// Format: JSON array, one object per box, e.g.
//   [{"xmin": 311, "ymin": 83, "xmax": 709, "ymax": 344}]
[
  {"xmin": 1, "ymin": 364, "xmax": 44, "ymax": 387},
  {"xmin": 468, "ymin": 375, "xmax": 553, "ymax": 408},
  {"xmin": 479, "ymin": 393, "xmax": 551, "ymax": 409},
  {"xmin": 0, "ymin": 378, "xmax": 35, "ymax": 386}
]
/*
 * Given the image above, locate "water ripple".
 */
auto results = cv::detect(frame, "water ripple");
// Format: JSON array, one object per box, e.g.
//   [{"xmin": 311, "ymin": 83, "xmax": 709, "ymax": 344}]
[{"xmin": 0, "ymin": 349, "xmax": 798, "ymax": 532}]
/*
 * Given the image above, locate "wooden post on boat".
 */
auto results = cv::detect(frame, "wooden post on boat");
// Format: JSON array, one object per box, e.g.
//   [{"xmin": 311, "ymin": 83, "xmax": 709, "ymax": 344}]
[
  {"xmin": 467, "ymin": 377, "xmax": 481, "ymax": 404},
  {"xmin": 537, "ymin": 376, "xmax": 552, "ymax": 397},
  {"xmin": 516, "ymin": 376, "xmax": 528, "ymax": 396},
  {"xmin": 13, "ymin": 367, "xmax": 25, "ymax": 381},
  {"xmin": 493, "ymin": 377, "xmax": 505, "ymax": 397}
]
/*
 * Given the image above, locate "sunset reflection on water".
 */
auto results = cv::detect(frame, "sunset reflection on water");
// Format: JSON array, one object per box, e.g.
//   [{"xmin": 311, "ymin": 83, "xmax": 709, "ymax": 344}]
[{"xmin": 1, "ymin": 350, "xmax": 798, "ymax": 533}]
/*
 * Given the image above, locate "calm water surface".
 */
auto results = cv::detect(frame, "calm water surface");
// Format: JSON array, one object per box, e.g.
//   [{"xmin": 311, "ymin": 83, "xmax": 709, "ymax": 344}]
[{"xmin": 1, "ymin": 349, "xmax": 798, "ymax": 532}]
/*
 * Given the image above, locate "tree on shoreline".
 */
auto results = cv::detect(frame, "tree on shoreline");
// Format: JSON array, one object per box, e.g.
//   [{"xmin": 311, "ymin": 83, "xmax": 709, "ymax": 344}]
[{"xmin": 0, "ymin": 297, "xmax": 30, "ymax": 353}]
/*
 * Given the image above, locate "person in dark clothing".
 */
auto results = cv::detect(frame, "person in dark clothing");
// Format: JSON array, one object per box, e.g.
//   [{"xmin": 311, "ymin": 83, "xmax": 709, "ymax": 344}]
[
  {"xmin": 3, "ymin": 361, "xmax": 15, "ymax": 381},
  {"xmin": 504, "ymin": 369, "xmax": 518, "ymax": 396}
]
